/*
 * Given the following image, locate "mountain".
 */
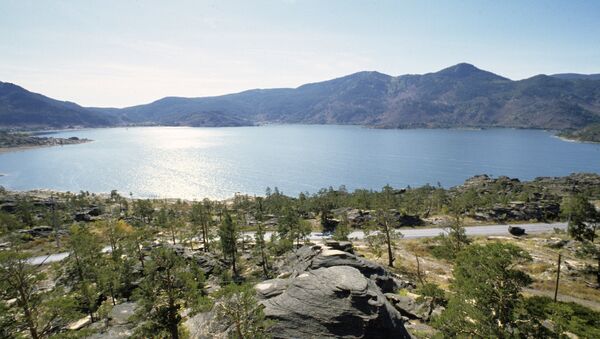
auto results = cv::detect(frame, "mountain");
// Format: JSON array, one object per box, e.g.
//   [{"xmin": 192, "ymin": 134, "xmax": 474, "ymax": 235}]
[
  {"xmin": 3, "ymin": 63, "xmax": 600, "ymax": 130},
  {"xmin": 107, "ymin": 63, "xmax": 600, "ymax": 130},
  {"xmin": 551, "ymin": 73, "xmax": 600, "ymax": 81},
  {"xmin": 0, "ymin": 81, "xmax": 115, "ymax": 128}
]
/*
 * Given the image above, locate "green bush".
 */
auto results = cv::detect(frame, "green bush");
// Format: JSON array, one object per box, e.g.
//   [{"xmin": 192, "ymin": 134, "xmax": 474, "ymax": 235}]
[{"xmin": 519, "ymin": 296, "xmax": 600, "ymax": 338}]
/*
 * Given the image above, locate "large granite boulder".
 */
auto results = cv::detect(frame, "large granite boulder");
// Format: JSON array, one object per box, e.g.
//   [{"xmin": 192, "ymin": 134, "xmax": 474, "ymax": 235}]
[
  {"xmin": 257, "ymin": 266, "xmax": 410, "ymax": 338},
  {"xmin": 276, "ymin": 244, "xmax": 412, "ymax": 293},
  {"xmin": 251, "ymin": 244, "xmax": 414, "ymax": 338}
]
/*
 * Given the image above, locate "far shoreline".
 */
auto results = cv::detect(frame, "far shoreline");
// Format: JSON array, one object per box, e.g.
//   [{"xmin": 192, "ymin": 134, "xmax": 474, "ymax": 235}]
[{"xmin": 0, "ymin": 139, "xmax": 92, "ymax": 154}]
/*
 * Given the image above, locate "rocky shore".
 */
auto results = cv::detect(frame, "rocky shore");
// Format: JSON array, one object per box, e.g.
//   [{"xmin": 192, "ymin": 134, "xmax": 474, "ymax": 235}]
[{"xmin": 0, "ymin": 131, "xmax": 90, "ymax": 152}]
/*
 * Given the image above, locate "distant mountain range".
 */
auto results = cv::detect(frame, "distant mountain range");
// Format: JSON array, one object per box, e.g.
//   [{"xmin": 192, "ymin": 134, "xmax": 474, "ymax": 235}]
[
  {"xmin": 2, "ymin": 63, "xmax": 600, "ymax": 130},
  {"xmin": 0, "ymin": 82, "xmax": 115, "ymax": 128},
  {"xmin": 550, "ymin": 73, "xmax": 600, "ymax": 81}
]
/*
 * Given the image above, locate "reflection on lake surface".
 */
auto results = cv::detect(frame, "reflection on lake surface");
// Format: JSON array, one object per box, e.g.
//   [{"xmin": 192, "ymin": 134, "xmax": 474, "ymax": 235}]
[{"xmin": 0, "ymin": 125, "xmax": 599, "ymax": 200}]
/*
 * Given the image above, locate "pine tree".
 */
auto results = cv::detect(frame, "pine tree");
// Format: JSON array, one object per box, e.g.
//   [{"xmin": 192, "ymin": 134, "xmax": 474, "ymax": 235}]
[
  {"xmin": 366, "ymin": 208, "xmax": 403, "ymax": 267},
  {"xmin": 561, "ymin": 193, "xmax": 599, "ymax": 242},
  {"xmin": 191, "ymin": 200, "xmax": 213, "ymax": 252},
  {"xmin": 215, "ymin": 284, "xmax": 271, "ymax": 339},
  {"xmin": 0, "ymin": 241, "xmax": 79, "ymax": 338},
  {"xmin": 434, "ymin": 243, "xmax": 532, "ymax": 337},
  {"xmin": 333, "ymin": 212, "xmax": 351, "ymax": 241},
  {"xmin": 135, "ymin": 247, "xmax": 207, "ymax": 339},
  {"xmin": 219, "ymin": 209, "xmax": 240, "ymax": 277},
  {"xmin": 67, "ymin": 224, "xmax": 103, "ymax": 322},
  {"xmin": 254, "ymin": 197, "xmax": 271, "ymax": 278}
]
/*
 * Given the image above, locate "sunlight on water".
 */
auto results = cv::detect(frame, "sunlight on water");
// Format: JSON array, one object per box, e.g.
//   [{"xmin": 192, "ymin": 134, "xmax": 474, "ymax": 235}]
[
  {"xmin": 132, "ymin": 127, "xmax": 228, "ymax": 150},
  {"xmin": 0, "ymin": 126, "xmax": 599, "ymax": 200}
]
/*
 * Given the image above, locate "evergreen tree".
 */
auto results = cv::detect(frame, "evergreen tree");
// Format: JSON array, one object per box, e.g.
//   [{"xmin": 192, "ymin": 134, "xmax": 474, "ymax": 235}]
[
  {"xmin": 134, "ymin": 199, "xmax": 155, "ymax": 225},
  {"xmin": 561, "ymin": 193, "xmax": 599, "ymax": 242},
  {"xmin": 215, "ymin": 284, "xmax": 271, "ymax": 339},
  {"xmin": 16, "ymin": 197, "xmax": 35, "ymax": 227},
  {"xmin": 190, "ymin": 200, "xmax": 213, "ymax": 252},
  {"xmin": 435, "ymin": 243, "xmax": 532, "ymax": 337},
  {"xmin": 0, "ymin": 241, "xmax": 79, "ymax": 339},
  {"xmin": 366, "ymin": 208, "xmax": 402, "ymax": 267},
  {"xmin": 254, "ymin": 197, "xmax": 271, "ymax": 278},
  {"xmin": 66, "ymin": 224, "xmax": 103, "ymax": 322},
  {"xmin": 278, "ymin": 206, "xmax": 311, "ymax": 250},
  {"xmin": 333, "ymin": 212, "xmax": 351, "ymax": 241},
  {"xmin": 219, "ymin": 209, "xmax": 240, "ymax": 277},
  {"xmin": 134, "ymin": 247, "xmax": 207, "ymax": 339}
]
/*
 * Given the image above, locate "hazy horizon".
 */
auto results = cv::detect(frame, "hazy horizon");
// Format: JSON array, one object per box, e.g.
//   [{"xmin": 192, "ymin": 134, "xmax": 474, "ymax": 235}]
[{"xmin": 2, "ymin": 0, "xmax": 600, "ymax": 108}]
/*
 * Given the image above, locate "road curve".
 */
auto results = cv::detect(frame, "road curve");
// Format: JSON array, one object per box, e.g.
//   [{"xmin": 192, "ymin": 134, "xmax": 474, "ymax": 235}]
[{"xmin": 28, "ymin": 222, "xmax": 567, "ymax": 265}]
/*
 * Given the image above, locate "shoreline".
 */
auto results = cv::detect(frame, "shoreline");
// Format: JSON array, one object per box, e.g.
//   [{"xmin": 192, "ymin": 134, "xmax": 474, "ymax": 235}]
[
  {"xmin": 6, "ymin": 125, "xmax": 597, "ymax": 146},
  {"xmin": 554, "ymin": 134, "xmax": 600, "ymax": 144},
  {"xmin": 0, "ymin": 139, "xmax": 92, "ymax": 154}
]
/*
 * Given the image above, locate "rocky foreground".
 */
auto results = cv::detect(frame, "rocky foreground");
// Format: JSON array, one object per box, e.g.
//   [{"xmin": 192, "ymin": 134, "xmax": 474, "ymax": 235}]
[{"xmin": 185, "ymin": 242, "xmax": 416, "ymax": 338}]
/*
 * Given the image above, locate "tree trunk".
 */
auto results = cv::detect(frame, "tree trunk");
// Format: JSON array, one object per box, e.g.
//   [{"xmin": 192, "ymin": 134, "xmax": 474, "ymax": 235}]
[
  {"xmin": 18, "ymin": 287, "xmax": 39, "ymax": 339},
  {"xmin": 51, "ymin": 200, "xmax": 60, "ymax": 248},
  {"xmin": 232, "ymin": 252, "xmax": 238, "ymax": 277},
  {"xmin": 110, "ymin": 286, "xmax": 116, "ymax": 305},
  {"xmin": 385, "ymin": 223, "xmax": 394, "ymax": 267},
  {"xmin": 202, "ymin": 224, "xmax": 209, "ymax": 252},
  {"xmin": 416, "ymin": 255, "xmax": 424, "ymax": 285},
  {"xmin": 137, "ymin": 246, "xmax": 145, "ymax": 271},
  {"xmin": 554, "ymin": 253, "xmax": 561, "ymax": 302},
  {"xmin": 168, "ymin": 306, "xmax": 179, "ymax": 339},
  {"xmin": 597, "ymin": 255, "xmax": 600, "ymax": 287},
  {"xmin": 261, "ymin": 247, "xmax": 269, "ymax": 278},
  {"xmin": 235, "ymin": 319, "xmax": 243, "ymax": 339}
]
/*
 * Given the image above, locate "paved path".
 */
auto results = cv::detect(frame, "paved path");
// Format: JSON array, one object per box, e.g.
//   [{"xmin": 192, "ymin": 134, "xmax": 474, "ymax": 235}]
[
  {"xmin": 28, "ymin": 222, "xmax": 567, "ymax": 265},
  {"xmin": 389, "ymin": 222, "xmax": 567, "ymax": 240},
  {"xmin": 28, "ymin": 245, "xmax": 111, "ymax": 266},
  {"xmin": 247, "ymin": 222, "xmax": 568, "ymax": 241}
]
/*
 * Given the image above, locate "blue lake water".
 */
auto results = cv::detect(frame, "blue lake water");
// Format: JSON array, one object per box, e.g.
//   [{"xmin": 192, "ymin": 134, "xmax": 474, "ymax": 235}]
[{"xmin": 0, "ymin": 125, "xmax": 599, "ymax": 200}]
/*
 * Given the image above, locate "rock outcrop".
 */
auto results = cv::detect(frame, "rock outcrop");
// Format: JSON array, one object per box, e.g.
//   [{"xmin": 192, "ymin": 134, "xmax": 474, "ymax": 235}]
[
  {"xmin": 331, "ymin": 208, "xmax": 423, "ymax": 228},
  {"xmin": 385, "ymin": 293, "xmax": 443, "ymax": 322},
  {"xmin": 257, "ymin": 266, "xmax": 410, "ymax": 338},
  {"xmin": 275, "ymin": 244, "xmax": 412, "ymax": 293},
  {"xmin": 471, "ymin": 201, "xmax": 560, "ymax": 222},
  {"xmin": 254, "ymin": 244, "xmax": 412, "ymax": 338},
  {"xmin": 89, "ymin": 302, "xmax": 137, "ymax": 339}
]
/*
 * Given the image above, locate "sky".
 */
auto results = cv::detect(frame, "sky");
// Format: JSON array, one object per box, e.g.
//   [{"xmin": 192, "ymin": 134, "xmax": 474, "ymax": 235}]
[{"xmin": 1, "ymin": 0, "xmax": 600, "ymax": 108}]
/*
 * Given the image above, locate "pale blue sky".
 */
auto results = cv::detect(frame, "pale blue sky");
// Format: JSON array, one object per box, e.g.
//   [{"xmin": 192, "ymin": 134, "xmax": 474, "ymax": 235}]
[{"xmin": 1, "ymin": 0, "xmax": 599, "ymax": 107}]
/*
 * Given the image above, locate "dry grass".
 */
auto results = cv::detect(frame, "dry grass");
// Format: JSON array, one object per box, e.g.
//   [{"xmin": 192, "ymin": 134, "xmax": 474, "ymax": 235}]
[{"xmin": 356, "ymin": 232, "xmax": 600, "ymax": 307}]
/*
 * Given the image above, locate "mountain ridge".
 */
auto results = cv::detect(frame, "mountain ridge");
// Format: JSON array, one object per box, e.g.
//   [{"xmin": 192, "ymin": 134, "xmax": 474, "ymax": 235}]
[
  {"xmin": 2, "ymin": 63, "xmax": 600, "ymax": 130},
  {"xmin": 0, "ymin": 81, "xmax": 115, "ymax": 128}
]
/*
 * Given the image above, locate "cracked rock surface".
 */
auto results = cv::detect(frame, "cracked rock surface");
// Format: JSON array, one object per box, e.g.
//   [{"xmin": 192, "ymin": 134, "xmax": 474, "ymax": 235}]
[{"xmin": 257, "ymin": 244, "xmax": 411, "ymax": 338}]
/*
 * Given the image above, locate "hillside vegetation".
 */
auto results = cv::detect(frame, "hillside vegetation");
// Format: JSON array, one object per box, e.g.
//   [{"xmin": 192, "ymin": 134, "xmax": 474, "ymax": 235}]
[
  {"xmin": 1, "ymin": 173, "xmax": 600, "ymax": 338},
  {"xmin": 559, "ymin": 123, "xmax": 600, "ymax": 142}
]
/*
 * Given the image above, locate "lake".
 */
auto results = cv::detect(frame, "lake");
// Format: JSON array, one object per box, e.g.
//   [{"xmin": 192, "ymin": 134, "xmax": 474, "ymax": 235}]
[{"xmin": 0, "ymin": 125, "xmax": 599, "ymax": 200}]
